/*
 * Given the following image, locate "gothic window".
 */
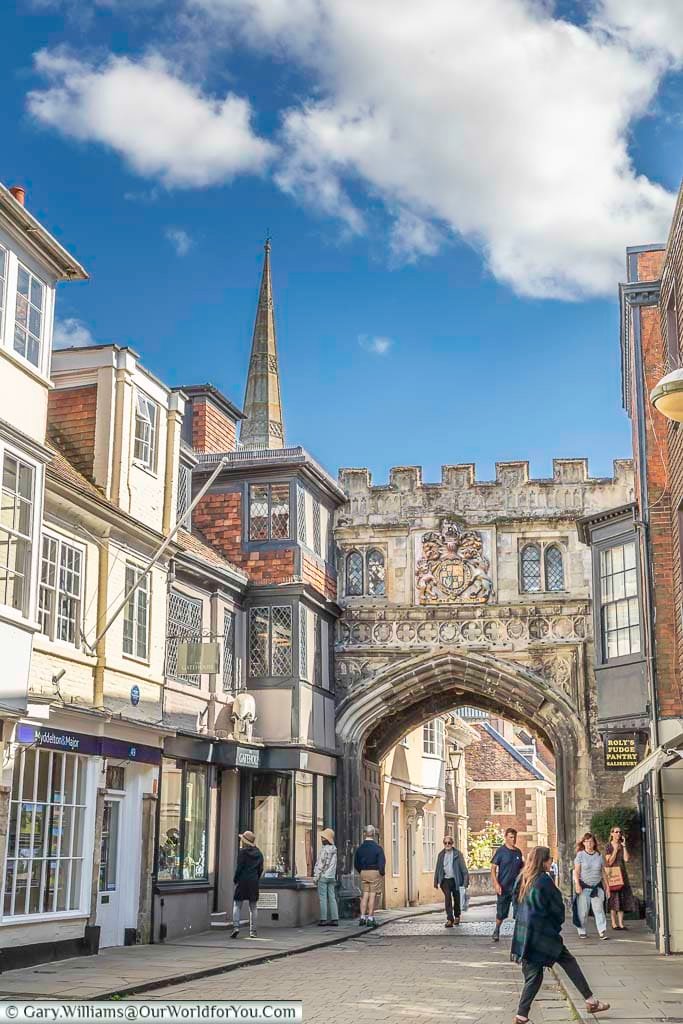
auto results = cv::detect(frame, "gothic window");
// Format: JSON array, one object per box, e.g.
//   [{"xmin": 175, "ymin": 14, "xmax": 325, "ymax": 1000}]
[
  {"xmin": 544, "ymin": 545, "xmax": 565, "ymax": 592},
  {"xmin": 346, "ymin": 551, "xmax": 363, "ymax": 596},
  {"xmin": 520, "ymin": 543, "xmax": 542, "ymax": 593},
  {"xmin": 248, "ymin": 483, "xmax": 290, "ymax": 541},
  {"xmin": 367, "ymin": 549, "xmax": 385, "ymax": 597}
]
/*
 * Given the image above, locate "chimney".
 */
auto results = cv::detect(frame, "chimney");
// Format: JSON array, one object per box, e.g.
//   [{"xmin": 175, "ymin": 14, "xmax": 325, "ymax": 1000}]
[{"xmin": 9, "ymin": 186, "xmax": 26, "ymax": 206}]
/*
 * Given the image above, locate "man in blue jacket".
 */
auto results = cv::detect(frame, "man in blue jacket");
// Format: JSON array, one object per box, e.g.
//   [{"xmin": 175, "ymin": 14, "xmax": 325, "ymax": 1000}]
[{"xmin": 354, "ymin": 825, "xmax": 386, "ymax": 927}]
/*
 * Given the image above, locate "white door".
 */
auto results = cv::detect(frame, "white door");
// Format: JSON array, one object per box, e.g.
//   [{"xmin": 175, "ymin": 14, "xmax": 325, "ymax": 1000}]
[{"xmin": 97, "ymin": 796, "xmax": 123, "ymax": 948}]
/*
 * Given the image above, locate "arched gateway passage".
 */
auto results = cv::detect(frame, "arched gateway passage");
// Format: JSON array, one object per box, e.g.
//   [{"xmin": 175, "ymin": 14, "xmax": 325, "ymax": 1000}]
[{"xmin": 335, "ymin": 649, "xmax": 589, "ymax": 885}]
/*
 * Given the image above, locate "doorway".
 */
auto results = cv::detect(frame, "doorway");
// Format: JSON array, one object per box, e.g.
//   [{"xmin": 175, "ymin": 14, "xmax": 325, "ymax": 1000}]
[{"xmin": 96, "ymin": 765, "xmax": 142, "ymax": 948}]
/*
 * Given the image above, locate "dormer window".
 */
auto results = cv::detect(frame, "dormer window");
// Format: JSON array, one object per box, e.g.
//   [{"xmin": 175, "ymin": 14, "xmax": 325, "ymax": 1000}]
[
  {"xmin": 248, "ymin": 483, "xmax": 290, "ymax": 541},
  {"xmin": 14, "ymin": 264, "xmax": 44, "ymax": 369},
  {"xmin": 134, "ymin": 391, "xmax": 158, "ymax": 471}
]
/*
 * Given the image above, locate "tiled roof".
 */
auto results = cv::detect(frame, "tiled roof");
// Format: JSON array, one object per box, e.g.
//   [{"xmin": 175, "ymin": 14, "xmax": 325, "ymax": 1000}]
[
  {"xmin": 47, "ymin": 438, "xmax": 107, "ymax": 501},
  {"xmin": 464, "ymin": 723, "xmax": 544, "ymax": 783},
  {"xmin": 177, "ymin": 527, "xmax": 245, "ymax": 579}
]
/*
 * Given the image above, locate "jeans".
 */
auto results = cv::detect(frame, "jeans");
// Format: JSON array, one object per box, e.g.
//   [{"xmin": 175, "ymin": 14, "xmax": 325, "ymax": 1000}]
[
  {"xmin": 318, "ymin": 877, "xmax": 339, "ymax": 922},
  {"xmin": 518, "ymin": 947, "xmax": 592, "ymax": 1018},
  {"xmin": 440, "ymin": 878, "xmax": 461, "ymax": 921},
  {"xmin": 576, "ymin": 887, "xmax": 607, "ymax": 935},
  {"xmin": 233, "ymin": 899, "xmax": 258, "ymax": 933}
]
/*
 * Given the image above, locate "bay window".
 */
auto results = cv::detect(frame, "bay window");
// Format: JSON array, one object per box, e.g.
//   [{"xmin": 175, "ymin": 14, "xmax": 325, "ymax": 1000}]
[
  {"xmin": 248, "ymin": 605, "xmax": 292, "ymax": 677},
  {"xmin": 248, "ymin": 483, "xmax": 290, "ymax": 541},
  {"xmin": 245, "ymin": 772, "xmax": 335, "ymax": 879},
  {"xmin": 157, "ymin": 758, "xmax": 208, "ymax": 882},
  {"xmin": 599, "ymin": 542, "xmax": 641, "ymax": 660},
  {"xmin": 0, "ymin": 450, "xmax": 35, "ymax": 615},
  {"xmin": 423, "ymin": 718, "xmax": 445, "ymax": 758}
]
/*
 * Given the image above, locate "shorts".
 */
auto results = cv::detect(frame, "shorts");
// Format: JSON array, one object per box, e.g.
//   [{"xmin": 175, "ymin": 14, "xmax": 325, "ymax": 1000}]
[
  {"xmin": 360, "ymin": 869, "xmax": 383, "ymax": 895},
  {"xmin": 496, "ymin": 891, "xmax": 514, "ymax": 920}
]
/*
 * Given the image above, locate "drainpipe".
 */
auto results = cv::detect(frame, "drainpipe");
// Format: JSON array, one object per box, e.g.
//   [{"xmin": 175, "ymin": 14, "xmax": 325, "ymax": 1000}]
[
  {"xmin": 93, "ymin": 535, "xmax": 110, "ymax": 709},
  {"xmin": 632, "ymin": 303, "xmax": 671, "ymax": 954}
]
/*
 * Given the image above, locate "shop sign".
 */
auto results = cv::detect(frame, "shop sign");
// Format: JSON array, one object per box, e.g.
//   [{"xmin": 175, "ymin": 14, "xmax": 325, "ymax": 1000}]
[
  {"xmin": 604, "ymin": 733, "xmax": 641, "ymax": 770},
  {"xmin": 177, "ymin": 641, "xmax": 220, "ymax": 675},
  {"xmin": 101, "ymin": 738, "xmax": 162, "ymax": 765},
  {"xmin": 16, "ymin": 724, "xmax": 100, "ymax": 755},
  {"xmin": 236, "ymin": 746, "xmax": 261, "ymax": 768}
]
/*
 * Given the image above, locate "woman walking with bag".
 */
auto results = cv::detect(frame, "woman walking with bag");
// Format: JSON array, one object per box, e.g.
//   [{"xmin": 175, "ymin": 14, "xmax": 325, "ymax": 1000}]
[
  {"xmin": 511, "ymin": 846, "xmax": 610, "ymax": 1023},
  {"xmin": 574, "ymin": 832, "xmax": 611, "ymax": 940},
  {"xmin": 605, "ymin": 826, "xmax": 635, "ymax": 931}
]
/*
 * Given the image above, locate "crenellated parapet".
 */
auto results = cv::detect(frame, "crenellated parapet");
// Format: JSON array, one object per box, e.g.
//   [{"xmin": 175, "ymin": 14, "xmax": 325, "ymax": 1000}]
[{"xmin": 337, "ymin": 458, "xmax": 634, "ymax": 523}]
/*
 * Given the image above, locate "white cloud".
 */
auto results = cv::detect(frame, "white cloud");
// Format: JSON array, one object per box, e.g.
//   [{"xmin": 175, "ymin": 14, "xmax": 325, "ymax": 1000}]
[
  {"xmin": 165, "ymin": 226, "xmax": 194, "ymax": 255},
  {"xmin": 594, "ymin": 0, "xmax": 683, "ymax": 62},
  {"xmin": 358, "ymin": 334, "xmax": 393, "ymax": 356},
  {"xmin": 53, "ymin": 318, "xmax": 94, "ymax": 349},
  {"xmin": 27, "ymin": 49, "xmax": 275, "ymax": 188},
  {"xmin": 189, "ymin": 0, "xmax": 678, "ymax": 298}
]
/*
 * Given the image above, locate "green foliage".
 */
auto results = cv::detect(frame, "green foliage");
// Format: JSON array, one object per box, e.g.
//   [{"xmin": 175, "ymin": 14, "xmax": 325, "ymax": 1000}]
[
  {"xmin": 467, "ymin": 820, "xmax": 505, "ymax": 868},
  {"xmin": 589, "ymin": 805, "xmax": 640, "ymax": 845}
]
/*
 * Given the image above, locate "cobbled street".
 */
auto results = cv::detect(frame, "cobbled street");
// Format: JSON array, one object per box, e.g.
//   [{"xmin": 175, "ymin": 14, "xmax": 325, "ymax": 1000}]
[{"xmin": 141, "ymin": 905, "xmax": 575, "ymax": 1023}]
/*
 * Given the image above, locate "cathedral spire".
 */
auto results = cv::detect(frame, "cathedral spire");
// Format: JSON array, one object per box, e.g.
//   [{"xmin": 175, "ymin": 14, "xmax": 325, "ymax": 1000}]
[{"xmin": 240, "ymin": 239, "xmax": 285, "ymax": 450}]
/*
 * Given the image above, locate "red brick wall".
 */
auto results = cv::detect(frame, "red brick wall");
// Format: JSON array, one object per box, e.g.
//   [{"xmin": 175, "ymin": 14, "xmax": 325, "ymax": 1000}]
[
  {"xmin": 194, "ymin": 490, "xmax": 296, "ymax": 584},
  {"xmin": 191, "ymin": 399, "xmax": 237, "ymax": 453},
  {"xmin": 301, "ymin": 551, "xmax": 337, "ymax": 600},
  {"xmin": 467, "ymin": 787, "xmax": 534, "ymax": 853},
  {"xmin": 47, "ymin": 385, "xmax": 97, "ymax": 481},
  {"xmin": 636, "ymin": 250, "xmax": 665, "ymax": 281}
]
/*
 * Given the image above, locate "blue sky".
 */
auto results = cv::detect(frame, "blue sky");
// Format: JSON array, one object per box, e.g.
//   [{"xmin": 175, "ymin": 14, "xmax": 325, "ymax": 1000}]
[{"xmin": 3, "ymin": 1, "xmax": 683, "ymax": 484}]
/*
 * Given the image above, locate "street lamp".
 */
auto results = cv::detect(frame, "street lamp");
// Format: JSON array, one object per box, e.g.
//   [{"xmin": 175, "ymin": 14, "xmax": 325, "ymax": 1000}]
[
  {"xmin": 447, "ymin": 745, "xmax": 463, "ymax": 776},
  {"xmin": 651, "ymin": 368, "xmax": 683, "ymax": 422}
]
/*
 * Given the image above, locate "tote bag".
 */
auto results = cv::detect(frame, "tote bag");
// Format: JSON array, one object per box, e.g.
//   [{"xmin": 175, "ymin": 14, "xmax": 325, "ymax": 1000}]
[
  {"xmin": 459, "ymin": 886, "xmax": 469, "ymax": 912},
  {"xmin": 606, "ymin": 865, "xmax": 624, "ymax": 891}
]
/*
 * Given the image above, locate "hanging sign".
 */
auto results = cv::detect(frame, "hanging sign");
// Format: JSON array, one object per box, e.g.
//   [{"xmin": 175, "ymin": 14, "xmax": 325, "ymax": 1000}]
[
  {"xmin": 177, "ymin": 641, "xmax": 221, "ymax": 675},
  {"xmin": 604, "ymin": 734, "xmax": 641, "ymax": 771}
]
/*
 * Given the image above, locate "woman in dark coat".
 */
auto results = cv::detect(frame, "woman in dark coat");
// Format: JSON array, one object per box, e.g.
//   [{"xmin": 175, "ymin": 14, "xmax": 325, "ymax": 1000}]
[
  {"xmin": 605, "ymin": 826, "xmax": 635, "ymax": 930},
  {"xmin": 511, "ymin": 846, "xmax": 609, "ymax": 1023},
  {"xmin": 231, "ymin": 831, "xmax": 264, "ymax": 939}
]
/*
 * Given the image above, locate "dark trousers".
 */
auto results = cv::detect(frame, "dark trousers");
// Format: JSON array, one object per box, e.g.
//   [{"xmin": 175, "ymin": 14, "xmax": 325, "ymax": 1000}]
[
  {"xmin": 440, "ymin": 878, "xmax": 461, "ymax": 921},
  {"xmin": 517, "ymin": 946, "xmax": 592, "ymax": 1018}
]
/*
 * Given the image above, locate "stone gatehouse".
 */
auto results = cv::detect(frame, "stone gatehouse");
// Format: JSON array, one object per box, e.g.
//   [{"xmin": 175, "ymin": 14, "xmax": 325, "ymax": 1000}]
[{"xmin": 333, "ymin": 457, "xmax": 635, "ymax": 882}]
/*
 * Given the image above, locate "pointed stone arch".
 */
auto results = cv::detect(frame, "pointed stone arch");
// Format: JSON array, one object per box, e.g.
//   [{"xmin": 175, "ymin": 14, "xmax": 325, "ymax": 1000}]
[{"xmin": 336, "ymin": 649, "xmax": 591, "ymax": 885}]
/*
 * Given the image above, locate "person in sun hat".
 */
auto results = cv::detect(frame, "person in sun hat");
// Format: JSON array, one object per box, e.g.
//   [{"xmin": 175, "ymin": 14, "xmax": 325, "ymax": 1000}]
[
  {"xmin": 231, "ymin": 830, "xmax": 264, "ymax": 939},
  {"xmin": 313, "ymin": 827, "xmax": 339, "ymax": 926}
]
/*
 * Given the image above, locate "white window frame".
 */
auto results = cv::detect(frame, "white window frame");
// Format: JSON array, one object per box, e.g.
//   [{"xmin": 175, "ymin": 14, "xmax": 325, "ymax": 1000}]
[
  {"xmin": 599, "ymin": 541, "xmax": 641, "ymax": 662},
  {"xmin": 133, "ymin": 390, "xmax": 158, "ymax": 473},
  {"xmin": 38, "ymin": 530, "xmax": 85, "ymax": 647},
  {"xmin": 122, "ymin": 562, "xmax": 150, "ymax": 661},
  {"xmin": 492, "ymin": 790, "xmax": 515, "ymax": 814},
  {"xmin": 13, "ymin": 261, "xmax": 45, "ymax": 371},
  {"xmin": 0, "ymin": 445, "xmax": 36, "ymax": 618},
  {"xmin": 0, "ymin": 243, "xmax": 7, "ymax": 344},
  {"xmin": 2, "ymin": 748, "xmax": 92, "ymax": 920},
  {"xmin": 422, "ymin": 811, "xmax": 437, "ymax": 872},
  {"xmin": 423, "ymin": 718, "xmax": 445, "ymax": 758},
  {"xmin": 391, "ymin": 803, "xmax": 400, "ymax": 876}
]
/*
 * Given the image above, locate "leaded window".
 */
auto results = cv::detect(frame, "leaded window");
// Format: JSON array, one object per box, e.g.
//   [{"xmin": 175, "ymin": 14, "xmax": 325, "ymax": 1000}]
[
  {"xmin": 544, "ymin": 545, "xmax": 564, "ymax": 592},
  {"xmin": 123, "ymin": 563, "xmax": 149, "ymax": 660},
  {"xmin": 346, "ymin": 551, "xmax": 363, "ymax": 596},
  {"xmin": 3, "ymin": 748, "xmax": 88, "ymax": 917},
  {"xmin": 14, "ymin": 263, "xmax": 44, "ymax": 368},
  {"xmin": 600, "ymin": 543, "xmax": 640, "ymax": 660},
  {"xmin": 166, "ymin": 590, "xmax": 202, "ymax": 684},
  {"xmin": 223, "ymin": 610, "xmax": 236, "ymax": 691},
  {"xmin": 313, "ymin": 500, "xmax": 322, "ymax": 556},
  {"xmin": 249, "ymin": 605, "xmax": 292, "ymax": 677},
  {"xmin": 297, "ymin": 484, "xmax": 307, "ymax": 544},
  {"xmin": 313, "ymin": 613, "xmax": 322, "ymax": 687},
  {"xmin": 177, "ymin": 462, "xmax": 192, "ymax": 526},
  {"xmin": 0, "ymin": 451, "xmax": 34, "ymax": 615},
  {"xmin": 133, "ymin": 392, "xmax": 158, "ymax": 471},
  {"xmin": 367, "ymin": 549, "xmax": 385, "ymax": 596},
  {"xmin": 248, "ymin": 483, "xmax": 290, "ymax": 541},
  {"xmin": 520, "ymin": 543, "xmax": 542, "ymax": 593},
  {"xmin": 300, "ymin": 606, "xmax": 308, "ymax": 679},
  {"xmin": 39, "ymin": 534, "xmax": 83, "ymax": 645}
]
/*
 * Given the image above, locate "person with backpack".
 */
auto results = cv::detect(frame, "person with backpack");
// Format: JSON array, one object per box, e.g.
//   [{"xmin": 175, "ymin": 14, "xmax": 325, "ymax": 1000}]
[
  {"xmin": 353, "ymin": 824, "xmax": 386, "ymax": 928},
  {"xmin": 231, "ymin": 830, "xmax": 264, "ymax": 939},
  {"xmin": 511, "ymin": 845, "xmax": 610, "ymax": 1023},
  {"xmin": 313, "ymin": 827, "xmax": 339, "ymax": 926}
]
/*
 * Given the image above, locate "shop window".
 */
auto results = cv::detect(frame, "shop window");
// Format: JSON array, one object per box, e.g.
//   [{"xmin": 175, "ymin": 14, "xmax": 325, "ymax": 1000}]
[
  {"xmin": 422, "ymin": 811, "xmax": 437, "ymax": 871},
  {"xmin": 123, "ymin": 563, "xmax": 149, "ymax": 660},
  {"xmin": 248, "ymin": 483, "xmax": 290, "ymax": 541},
  {"xmin": 252, "ymin": 773, "xmax": 292, "ymax": 877},
  {"xmin": 133, "ymin": 391, "xmax": 158, "ymax": 471},
  {"xmin": 39, "ymin": 533, "xmax": 84, "ymax": 646},
  {"xmin": 367, "ymin": 549, "xmax": 385, "ymax": 596},
  {"xmin": 294, "ymin": 771, "xmax": 315, "ymax": 877},
  {"xmin": 166, "ymin": 590, "xmax": 202, "ymax": 685},
  {"xmin": 248, "ymin": 605, "xmax": 292, "ymax": 678},
  {"xmin": 3, "ymin": 748, "xmax": 88, "ymax": 917},
  {"xmin": 222, "ymin": 609, "xmax": 236, "ymax": 691},
  {"xmin": 247, "ymin": 772, "xmax": 334, "ymax": 880},
  {"xmin": 0, "ymin": 450, "xmax": 35, "ymax": 616},
  {"xmin": 599, "ymin": 542, "xmax": 640, "ymax": 660},
  {"xmin": 157, "ymin": 758, "xmax": 208, "ymax": 882},
  {"xmin": 492, "ymin": 790, "xmax": 514, "ymax": 814}
]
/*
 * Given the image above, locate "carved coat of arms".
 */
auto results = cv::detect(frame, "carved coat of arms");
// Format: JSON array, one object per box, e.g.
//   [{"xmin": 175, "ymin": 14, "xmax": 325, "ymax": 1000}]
[{"xmin": 416, "ymin": 520, "xmax": 493, "ymax": 605}]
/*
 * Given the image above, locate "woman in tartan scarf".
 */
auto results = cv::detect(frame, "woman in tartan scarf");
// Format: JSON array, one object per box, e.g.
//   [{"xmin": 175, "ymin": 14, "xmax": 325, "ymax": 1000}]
[{"xmin": 511, "ymin": 846, "xmax": 610, "ymax": 1023}]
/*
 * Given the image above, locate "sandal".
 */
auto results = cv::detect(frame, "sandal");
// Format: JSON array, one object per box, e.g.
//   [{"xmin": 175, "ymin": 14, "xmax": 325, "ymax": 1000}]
[
  {"xmin": 513, "ymin": 1017, "xmax": 531, "ymax": 1023},
  {"xmin": 586, "ymin": 1000, "xmax": 610, "ymax": 1014}
]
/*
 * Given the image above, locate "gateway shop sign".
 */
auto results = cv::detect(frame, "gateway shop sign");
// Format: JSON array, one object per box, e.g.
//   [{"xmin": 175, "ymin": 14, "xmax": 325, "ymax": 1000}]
[
  {"xmin": 236, "ymin": 747, "xmax": 261, "ymax": 768},
  {"xmin": 604, "ymin": 734, "xmax": 641, "ymax": 771}
]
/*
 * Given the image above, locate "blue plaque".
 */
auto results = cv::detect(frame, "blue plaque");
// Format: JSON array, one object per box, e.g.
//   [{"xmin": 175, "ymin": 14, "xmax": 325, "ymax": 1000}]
[{"xmin": 130, "ymin": 685, "xmax": 140, "ymax": 707}]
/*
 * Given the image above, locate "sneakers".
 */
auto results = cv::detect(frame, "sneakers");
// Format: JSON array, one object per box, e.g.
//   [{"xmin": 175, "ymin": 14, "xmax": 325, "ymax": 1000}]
[
  {"xmin": 358, "ymin": 916, "xmax": 367, "ymax": 926},
  {"xmin": 599, "ymin": 932, "xmax": 609, "ymax": 940},
  {"xmin": 445, "ymin": 920, "xmax": 454, "ymax": 928},
  {"xmin": 318, "ymin": 920, "xmax": 329, "ymax": 926},
  {"xmin": 492, "ymin": 929, "xmax": 500, "ymax": 942},
  {"xmin": 329, "ymin": 920, "xmax": 339, "ymax": 926},
  {"xmin": 230, "ymin": 929, "xmax": 239, "ymax": 939},
  {"xmin": 249, "ymin": 930, "xmax": 258, "ymax": 938},
  {"xmin": 454, "ymin": 917, "xmax": 461, "ymax": 926},
  {"xmin": 366, "ymin": 917, "xmax": 377, "ymax": 928}
]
